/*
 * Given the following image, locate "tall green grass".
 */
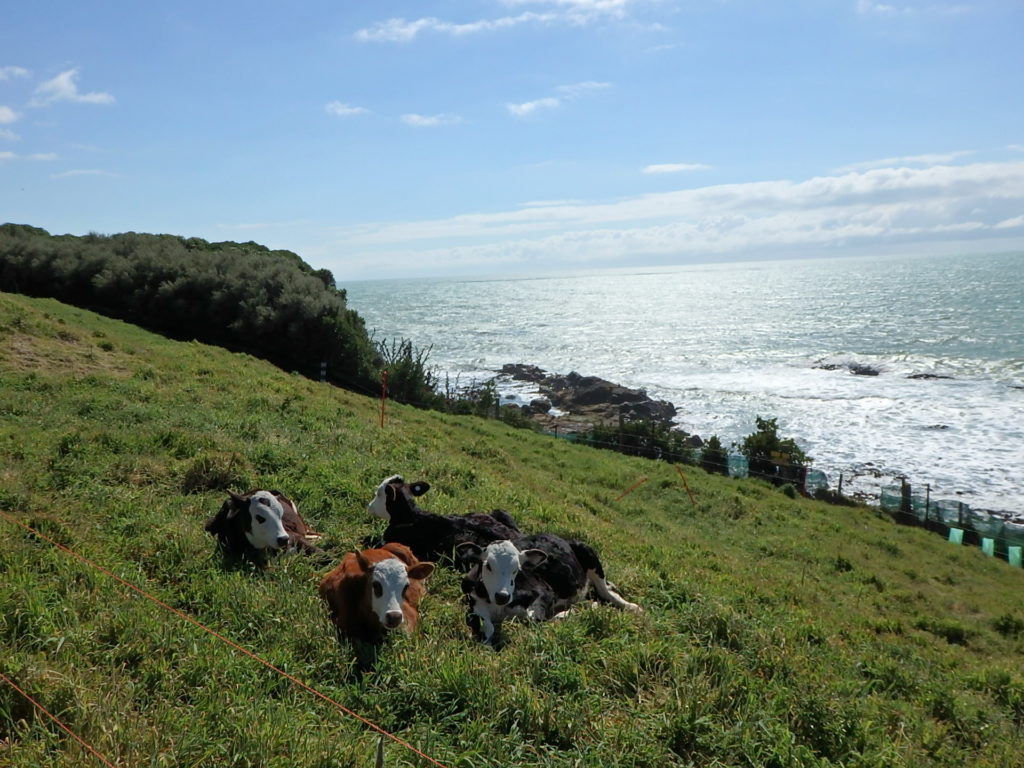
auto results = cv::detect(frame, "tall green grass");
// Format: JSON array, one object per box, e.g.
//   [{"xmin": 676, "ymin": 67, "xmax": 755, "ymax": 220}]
[{"xmin": 1, "ymin": 291, "xmax": 1022, "ymax": 767}]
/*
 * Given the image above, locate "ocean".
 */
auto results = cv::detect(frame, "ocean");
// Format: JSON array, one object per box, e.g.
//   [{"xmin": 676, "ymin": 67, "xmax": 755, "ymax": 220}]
[{"xmin": 345, "ymin": 251, "xmax": 1024, "ymax": 517}]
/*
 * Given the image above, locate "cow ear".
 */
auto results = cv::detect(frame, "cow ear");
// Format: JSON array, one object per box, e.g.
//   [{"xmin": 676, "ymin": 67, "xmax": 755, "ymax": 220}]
[
  {"xmin": 521, "ymin": 549, "xmax": 547, "ymax": 570},
  {"xmin": 410, "ymin": 481, "xmax": 429, "ymax": 496},
  {"xmin": 455, "ymin": 542, "xmax": 483, "ymax": 562},
  {"xmin": 354, "ymin": 550, "xmax": 372, "ymax": 572},
  {"xmin": 407, "ymin": 562, "xmax": 435, "ymax": 581},
  {"xmin": 225, "ymin": 492, "xmax": 248, "ymax": 519}
]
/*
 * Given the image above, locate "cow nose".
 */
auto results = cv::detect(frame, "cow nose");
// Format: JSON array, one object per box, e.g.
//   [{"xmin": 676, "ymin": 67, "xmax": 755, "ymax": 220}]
[
  {"xmin": 276, "ymin": 535, "xmax": 289, "ymax": 549},
  {"xmin": 494, "ymin": 591, "xmax": 510, "ymax": 606},
  {"xmin": 383, "ymin": 611, "xmax": 403, "ymax": 628}
]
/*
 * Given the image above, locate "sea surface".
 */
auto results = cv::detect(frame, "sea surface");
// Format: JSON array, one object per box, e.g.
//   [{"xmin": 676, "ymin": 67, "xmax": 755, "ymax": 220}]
[{"xmin": 345, "ymin": 251, "xmax": 1024, "ymax": 517}]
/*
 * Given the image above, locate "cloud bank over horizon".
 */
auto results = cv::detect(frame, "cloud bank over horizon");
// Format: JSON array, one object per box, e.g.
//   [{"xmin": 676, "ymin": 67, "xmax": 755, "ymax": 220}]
[{"xmin": 314, "ymin": 159, "xmax": 1024, "ymax": 277}]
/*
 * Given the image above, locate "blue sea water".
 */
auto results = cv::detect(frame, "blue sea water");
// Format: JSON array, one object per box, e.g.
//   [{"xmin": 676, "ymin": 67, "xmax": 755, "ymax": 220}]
[{"xmin": 345, "ymin": 251, "xmax": 1024, "ymax": 516}]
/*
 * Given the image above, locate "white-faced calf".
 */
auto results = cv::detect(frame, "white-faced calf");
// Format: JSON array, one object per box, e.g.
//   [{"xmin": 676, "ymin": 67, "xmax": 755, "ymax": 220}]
[
  {"xmin": 366, "ymin": 474, "xmax": 521, "ymax": 569},
  {"xmin": 318, "ymin": 542, "xmax": 435, "ymax": 647},
  {"xmin": 205, "ymin": 489, "xmax": 321, "ymax": 568},
  {"xmin": 458, "ymin": 534, "xmax": 641, "ymax": 646}
]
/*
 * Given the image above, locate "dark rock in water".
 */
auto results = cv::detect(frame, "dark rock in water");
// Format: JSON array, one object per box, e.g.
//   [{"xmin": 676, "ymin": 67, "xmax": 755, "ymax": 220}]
[
  {"xmin": 813, "ymin": 361, "xmax": 880, "ymax": 376},
  {"xmin": 529, "ymin": 397, "xmax": 551, "ymax": 413},
  {"xmin": 848, "ymin": 364, "xmax": 880, "ymax": 376},
  {"xmin": 908, "ymin": 373, "xmax": 954, "ymax": 380},
  {"xmin": 498, "ymin": 363, "xmax": 682, "ymax": 434},
  {"xmin": 925, "ymin": 424, "xmax": 950, "ymax": 430}
]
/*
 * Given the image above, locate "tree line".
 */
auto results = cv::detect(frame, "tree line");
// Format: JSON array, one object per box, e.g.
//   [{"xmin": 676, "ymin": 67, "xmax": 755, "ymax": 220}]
[{"xmin": 0, "ymin": 223, "xmax": 379, "ymax": 392}]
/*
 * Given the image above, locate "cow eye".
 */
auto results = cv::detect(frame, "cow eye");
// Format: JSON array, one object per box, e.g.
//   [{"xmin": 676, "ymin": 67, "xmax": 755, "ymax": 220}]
[
  {"xmin": 255, "ymin": 515, "xmax": 266, "ymax": 524},
  {"xmin": 372, "ymin": 582, "xmax": 383, "ymax": 598}
]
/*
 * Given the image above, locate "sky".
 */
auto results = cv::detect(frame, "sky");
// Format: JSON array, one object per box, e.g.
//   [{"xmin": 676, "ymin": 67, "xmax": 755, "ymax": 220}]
[{"xmin": 1, "ymin": 0, "xmax": 1023, "ymax": 281}]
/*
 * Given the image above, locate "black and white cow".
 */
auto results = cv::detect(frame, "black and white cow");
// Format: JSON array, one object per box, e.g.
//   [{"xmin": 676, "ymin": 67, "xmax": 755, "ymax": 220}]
[
  {"xmin": 366, "ymin": 475, "xmax": 521, "ymax": 569},
  {"xmin": 205, "ymin": 489, "xmax": 322, "ymax": 568},
  {"xmin": 457, "ymin": 534, "xmax": 641, "ymax": 646}
]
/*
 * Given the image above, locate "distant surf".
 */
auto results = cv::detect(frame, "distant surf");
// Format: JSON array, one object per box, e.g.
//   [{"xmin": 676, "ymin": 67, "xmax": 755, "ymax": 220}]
[{"xmin": 347, "ymin": 251, "xmax": 1024, "ymax": 518}]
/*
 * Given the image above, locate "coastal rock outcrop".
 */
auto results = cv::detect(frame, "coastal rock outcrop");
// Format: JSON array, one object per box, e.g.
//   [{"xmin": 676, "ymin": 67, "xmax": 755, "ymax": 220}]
[{"xmin": 499, "ymin": 363, "xmax": 679, "ymax": 433}]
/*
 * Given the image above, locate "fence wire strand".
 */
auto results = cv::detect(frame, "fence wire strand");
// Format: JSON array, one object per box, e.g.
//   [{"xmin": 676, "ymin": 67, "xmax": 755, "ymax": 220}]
[{"xmin": 0, "ymin": 509, "xmax": 450, "ymax": 768}]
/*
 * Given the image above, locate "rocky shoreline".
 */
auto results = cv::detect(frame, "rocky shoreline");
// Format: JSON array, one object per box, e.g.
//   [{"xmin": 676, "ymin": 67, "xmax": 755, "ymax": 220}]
[{"xmin": 496, "ymin": 363, "xmax": 697, "ymax": 440}]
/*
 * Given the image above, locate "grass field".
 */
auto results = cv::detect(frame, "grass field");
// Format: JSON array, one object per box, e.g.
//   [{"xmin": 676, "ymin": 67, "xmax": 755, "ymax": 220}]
[{"xmin": 1, "ymin": 290, "xmax": 1022, "ymax": 768}]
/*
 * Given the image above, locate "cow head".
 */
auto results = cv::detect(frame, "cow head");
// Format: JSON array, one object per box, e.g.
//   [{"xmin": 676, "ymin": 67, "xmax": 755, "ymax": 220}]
[
  {"xmin": 456, "ymin": 540, "xmax": 546, "ymax": 606},
  {"xmin": 366, "ymin": 475, "xmax": 430, "ymax": 522},
  {"xmin": 356, "ymin": 551, "xmax": 435, "ymax": 630},
  {"xmin": 228, "ymin": 490, "xmax": 290, "ymax": 552}
]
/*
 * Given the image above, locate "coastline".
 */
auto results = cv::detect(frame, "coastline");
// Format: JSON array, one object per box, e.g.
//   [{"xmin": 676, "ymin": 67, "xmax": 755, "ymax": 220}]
[{"xmin": 491, "ymin": 362, "xmax": 1024, "ymax": 526}]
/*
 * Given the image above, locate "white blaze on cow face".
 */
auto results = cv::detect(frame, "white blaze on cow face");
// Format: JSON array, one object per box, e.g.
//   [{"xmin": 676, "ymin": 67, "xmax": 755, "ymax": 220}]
[
  {"xmin": 244, "ymin": 491, "xmax": 290, "ymax": 551},
  {"xmin": 477, "ymin": 540, "xmax": 547, "ymax": 606},
  {"xmin": 367, "ymin": 475, "xmax": 403, "ymax": 520},
  {"xmin": 366, "ymin": 474, "xmax": 430, "ymax": 521},
  {"xmin": 369, "ymin": 557, "xmax": 411, "ymax": 630}
]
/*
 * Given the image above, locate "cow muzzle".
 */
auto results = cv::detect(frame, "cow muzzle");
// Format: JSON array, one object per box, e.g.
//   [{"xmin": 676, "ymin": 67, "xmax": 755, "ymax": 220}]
[{"xmin": 383, "ymin": 610, "xmax": 404, "ymax": 629}]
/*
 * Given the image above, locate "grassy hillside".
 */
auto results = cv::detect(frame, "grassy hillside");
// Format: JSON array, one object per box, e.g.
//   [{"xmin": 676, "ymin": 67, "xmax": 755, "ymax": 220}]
[{"xmin": 1, "ymin": 291, "xmax": 1022, "ymax": 768}]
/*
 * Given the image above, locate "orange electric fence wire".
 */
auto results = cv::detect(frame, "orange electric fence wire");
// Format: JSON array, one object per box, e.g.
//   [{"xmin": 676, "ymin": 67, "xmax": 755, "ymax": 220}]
[
  {"xmin": 0, "ymin": 670, "xmax": 119, "ymax": 768},
  {"xmin": 0, "ymin": 509, "xmax": 450, "ymax": 768}
]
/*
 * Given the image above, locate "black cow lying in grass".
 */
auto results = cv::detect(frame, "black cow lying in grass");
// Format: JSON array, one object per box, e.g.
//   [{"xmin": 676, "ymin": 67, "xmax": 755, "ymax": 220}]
[
  {"xmin": 457, "ymin": 535, "xmax": 641, "ymax": 646},
  {"xmin": 366, "ymin": 475, "xmax": 521, "ymax": 570},
  {"xmin": 205, "ymin": 489, "xmax": 322, "ymax": 569}
]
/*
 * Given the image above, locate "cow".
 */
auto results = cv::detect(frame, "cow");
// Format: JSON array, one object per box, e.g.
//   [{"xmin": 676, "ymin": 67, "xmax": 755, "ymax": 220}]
[
  {"xmin": 318, "ymin": 542, "xmax": 434, "ymax": 666},
  {"xmin": 366, "ymin": 475, "xmax": 521, "ymax": 569},
  {"xmin": 205, "ymin": 489, "xmax": 322, "ymax": 568},
  {"xmin": 457, "ymin": 534, "xmax": 641, "ymax": 646}
]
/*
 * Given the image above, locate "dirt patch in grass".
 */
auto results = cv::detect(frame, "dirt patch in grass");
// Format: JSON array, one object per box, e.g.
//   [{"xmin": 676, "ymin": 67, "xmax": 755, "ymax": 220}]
[{"xmin": 1, "ymin": 332, "xmax": 131, "ymax": 378}]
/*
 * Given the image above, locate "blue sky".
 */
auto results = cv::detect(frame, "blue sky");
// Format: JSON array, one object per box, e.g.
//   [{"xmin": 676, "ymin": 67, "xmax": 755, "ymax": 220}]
[{"xmin": 2, "ymin": 1, "xmax": 1022, "ymax": 281}]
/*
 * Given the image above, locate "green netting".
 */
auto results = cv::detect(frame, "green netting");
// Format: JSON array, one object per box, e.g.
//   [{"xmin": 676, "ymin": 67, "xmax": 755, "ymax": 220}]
[
  {"xmin": 1004, "ymin": 522, "xmax": 1024, "ymax": 547},
  {"xmin": 880, "ymin": 485, "xmax": 903, "ymax": 513},
  {"xmin": 936, "ymin": 499, "xmax": 966, "ymax": 527},
  {"xmin": 966, "ymin": 508, "xmax": 1004, "ymax": 538}
]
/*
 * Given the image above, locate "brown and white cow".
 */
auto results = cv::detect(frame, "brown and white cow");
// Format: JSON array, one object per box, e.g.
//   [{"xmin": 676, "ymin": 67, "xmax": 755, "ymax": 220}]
[
  {"xmin": 205, "ymin": 489, "xmax": 321, "ymax": 568},
  {"xmin": 318, "ymin": 542, "xmax": 435, "ymax": 648}
]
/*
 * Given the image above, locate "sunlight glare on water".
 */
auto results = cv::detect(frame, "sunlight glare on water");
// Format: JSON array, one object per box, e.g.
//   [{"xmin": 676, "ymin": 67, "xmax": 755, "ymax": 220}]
[{"xmin": 347, "ymin": 252, "xmax": 1024, "ymax": 515}]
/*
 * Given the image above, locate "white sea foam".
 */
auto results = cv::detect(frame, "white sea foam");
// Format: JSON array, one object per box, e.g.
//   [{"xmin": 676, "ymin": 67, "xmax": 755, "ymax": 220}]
[{"xmin": 348, "ymin": 251, "xmax": 1024, "ymax": 516}]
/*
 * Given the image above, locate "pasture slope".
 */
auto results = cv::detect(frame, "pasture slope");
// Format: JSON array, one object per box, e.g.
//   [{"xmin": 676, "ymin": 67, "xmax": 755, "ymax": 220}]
[{"xmin": 1, "ymin": 290, "xmax": 1022, "ymax": 768}]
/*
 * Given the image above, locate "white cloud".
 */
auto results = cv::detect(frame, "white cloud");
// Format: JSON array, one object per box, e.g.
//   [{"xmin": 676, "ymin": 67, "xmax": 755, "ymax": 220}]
[
  {"xmin": 354, "ymin": 0, "xmax": 646, "ymax": 43},
  {"xmin": 0, "ymin": 66, "xmax": 30, "ymax": 80},
  {"xmin": 325, "ymin": 101, "xmax": 369, "ymax": 117},
  {"xmin": 0, "ymin": 151, "xmax": 15, "ymax": 161},
  {"xmin": 0, "ymin": 128, "xmax": 18, "ymax": 141},
  {"xmin": 29, "ymin": 152, "xmax": 57, "ymax": 161},
  {"xmin": 401, "ymin": 112, "xmax": 463, "ymax": 127},
  {"xmin": 507, "ymin": 97, "xmax": 561, "ymax": 117},
  {"xmin": 994, "ymin": 215, "xmax": 1024, "ymax": 230},
  {"xmin": 508, "ymin": 81, "xmax": 611, "ymax": 118},
  {"xmin": 0, "ymin": 106, "xmax": 20, "ymax": 124},
  {"xmin": 322, "ymin": 161, "xmax": 1024, "ymax": 272},
  {"xmin": 833, "ymin": 150, "xmax": 972, "ymax": 173},
  {"xmin": 643, "ymin": 163, "xmax": 712, "ymax": 174},
  {"xmin": 356, "ymin": 12, "xmax": 556, "ymax": 42},
  {"xmin": 30, "ymin": 69, "xmax": 114, "ymax": 107},
  {"xmin": 856, "ymin": 0, "xmax": 972, "ymax": 16},
  {"xmin": 1009, "ymin": 144, "xmax": 1024, "ymax": 153}
]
